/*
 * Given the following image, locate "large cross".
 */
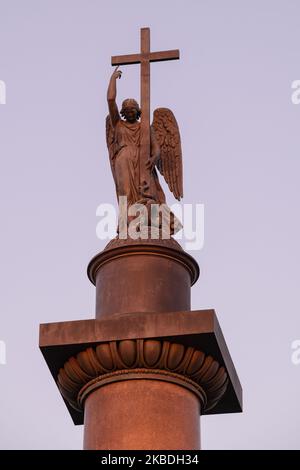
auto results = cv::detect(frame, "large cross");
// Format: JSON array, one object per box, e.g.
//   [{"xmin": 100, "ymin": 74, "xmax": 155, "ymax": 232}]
[{"xmin": 111, "ymin": 27, "xmax": 180, "ymax": 199}]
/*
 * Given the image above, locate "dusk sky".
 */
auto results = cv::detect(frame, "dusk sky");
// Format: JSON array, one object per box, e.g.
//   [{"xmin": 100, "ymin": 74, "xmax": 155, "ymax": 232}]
[{"xmin": 0, "ymin": 0, "xmax": 300, "ymax": 449}]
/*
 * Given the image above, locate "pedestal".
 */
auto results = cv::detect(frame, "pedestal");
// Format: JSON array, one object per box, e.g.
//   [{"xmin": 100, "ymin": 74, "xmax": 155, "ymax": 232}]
[{"xmin": 39, "ymin": 237, "xmax": 242, "ymax": 449}]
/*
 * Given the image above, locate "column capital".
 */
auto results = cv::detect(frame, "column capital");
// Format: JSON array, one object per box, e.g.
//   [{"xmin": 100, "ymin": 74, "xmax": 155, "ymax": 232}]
[{"xmin": 57, "ymin": 339, "xmax": 228, "ymax": 419}]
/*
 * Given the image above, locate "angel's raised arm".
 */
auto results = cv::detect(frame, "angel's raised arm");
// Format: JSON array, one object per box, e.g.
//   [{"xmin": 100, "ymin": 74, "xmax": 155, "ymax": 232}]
[{"xmin": 107, "ymin": 67, "xmax": 122, "ymax": 127}]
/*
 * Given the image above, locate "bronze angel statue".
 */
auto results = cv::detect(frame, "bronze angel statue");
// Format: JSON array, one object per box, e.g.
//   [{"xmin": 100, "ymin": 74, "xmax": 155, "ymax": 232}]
[{"xmin": 106, "ymin": 66, "xmax": 183, "ymax": 231}]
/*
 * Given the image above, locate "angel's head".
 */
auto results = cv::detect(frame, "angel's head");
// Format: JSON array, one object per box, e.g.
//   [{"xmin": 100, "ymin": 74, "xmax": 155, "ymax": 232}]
[{"xmin": 120, "ymin": 98, "xmax": 141, "ymax": 123}]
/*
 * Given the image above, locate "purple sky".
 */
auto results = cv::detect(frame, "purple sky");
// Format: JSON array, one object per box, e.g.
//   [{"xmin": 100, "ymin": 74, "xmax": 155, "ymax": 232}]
[{"xmin": 0, "ymin": 0, "xmax": 300, "ymax": 449}]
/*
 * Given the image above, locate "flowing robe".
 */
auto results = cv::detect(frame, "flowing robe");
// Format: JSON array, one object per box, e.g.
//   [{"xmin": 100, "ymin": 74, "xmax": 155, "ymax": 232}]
[{"xmin": 110, "ymin": 119, "xmax": 165, "ymax": 206}]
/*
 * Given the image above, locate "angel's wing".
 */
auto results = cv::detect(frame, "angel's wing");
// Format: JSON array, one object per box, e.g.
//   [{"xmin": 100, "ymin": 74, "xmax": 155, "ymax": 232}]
[
  {"xmin": 151, "ymin": 108, "xmax": 183, "ymax": 201},
  {"xmin": 106, "ymin": 115, "xmax": 116, "ymax": 181}
]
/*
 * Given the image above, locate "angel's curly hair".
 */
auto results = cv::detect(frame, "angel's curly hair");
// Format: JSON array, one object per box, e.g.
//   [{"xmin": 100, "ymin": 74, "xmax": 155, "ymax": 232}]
[{"xmin": 120, "ymin": 98, "xmax": 141, "ymax": 119}]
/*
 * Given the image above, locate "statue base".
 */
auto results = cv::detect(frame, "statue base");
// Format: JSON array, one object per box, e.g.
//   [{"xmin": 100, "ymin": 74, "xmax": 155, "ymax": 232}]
[{"xmin": 39, "ymin": 237, "xmax": 242, "ymax": 449}]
